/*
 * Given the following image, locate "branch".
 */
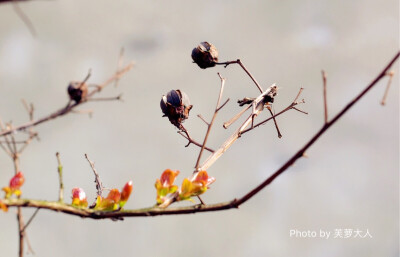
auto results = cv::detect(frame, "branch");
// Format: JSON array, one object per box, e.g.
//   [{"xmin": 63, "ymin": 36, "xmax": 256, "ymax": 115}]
[
  {"xmin": 0, "ymin": 62, "xmax": 134, "ymax": 138},
  {"xmin": 194, "ymin": 73, "xmax": 227, "ymax": 170},
  {"xmin": 56, "ymin": 152, "xmax": 64, "ymax": 203},
  {"xmin": 380, "ymin": 70, "xmax": 395, "ymax": 105},
  {"xmin": 216, "ymin": 59, "xmax": 263, "ymax": 93},
  {"xmin": 3, "ymin": 52, "xmax": 398, "ymax": 218},
  {"xmin": 177, "ymin": 129, "xmax": 215, "ymax": 153},
  {"xmin": 84, "ymin": 154, "xmax": 105, "ymax": 200},
  {"xmin": 321, "ymin": 70, "xmax": 328, "ymax": 123},
  {"xmin": 241, "ymin": 88, "xmax": 306, "ymax": 135}
]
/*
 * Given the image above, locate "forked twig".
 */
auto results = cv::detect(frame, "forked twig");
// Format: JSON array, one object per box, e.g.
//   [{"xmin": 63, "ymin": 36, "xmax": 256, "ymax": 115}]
[
  {"xmin": 0, "ymin": 62, "xmax": 134, "ymax": 138},
  {"xmin": 267, "ymin": 106, "xmax": 282, "ymax": 138},
  {"xmin": 241, "ymin": 88, "xmax": 306, "ymax": 135},
  {"xmin": 194, "ymin": 73, "xmax": 227, "ymax": 170}
]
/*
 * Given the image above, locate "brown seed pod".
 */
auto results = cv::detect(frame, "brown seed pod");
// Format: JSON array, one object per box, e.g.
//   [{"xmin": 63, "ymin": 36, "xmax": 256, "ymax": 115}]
[
  {"xmin": 160, "ymin": 89, "xmax": 193, "ymax": 129},
  {"xmin": 191, "ymin": 42, "xmax": 219, "ymax": 69},
  {"xmin": 67, "ymin": 81, "xmax": 88, "ymax": 103}
]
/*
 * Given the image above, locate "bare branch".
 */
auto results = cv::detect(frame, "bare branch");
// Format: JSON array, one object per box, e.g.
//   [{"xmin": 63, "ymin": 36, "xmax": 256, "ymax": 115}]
[
  {"xmin": 267, "ymin": 106, "xmax": 282, "ymax": 138},
  {"xmin": 194, "ymin": 73, "xmax": 226, "ymax": 170},
  {"xmin": 12, "ymin": 1, "xmax": 36, "ymax": 37},
  {"xmin": 197, "ymin": 114, "xmax": 210, "ymax": 126},
  {"xmin": 0, "ymin": 62, "xmax": 134, "ymax": 138},
  {"xmin": 241, "ymin": 87, "xmax": 306, "ymax": 134},
  {"xmin": 84, "ymin": 154, "xmax": 105, "ymax": 200},
  {"xmin": 177, "ymin": 129, "xmax": 215, "ymax": 153},
  {"xmin": 216, "ymin": 59, "xmax": 263, "ymax": 93},
  {"xmin": 381, "ymin": 70, "xmax": 395, "ymax": 105},
  {"xmin": 56, "ymin": 152, "xmax": 64, "ymax": 203},
  {"xmin": 321, "ymin": 70, "xmax": 328, "ymax": 123},
  {"xmin": 20, "ymin": 208, "xmax": 40, "ymax": 233},
  {"xmin": 5, "ymin": 51, "xmax": 399, "ymax": 217}
]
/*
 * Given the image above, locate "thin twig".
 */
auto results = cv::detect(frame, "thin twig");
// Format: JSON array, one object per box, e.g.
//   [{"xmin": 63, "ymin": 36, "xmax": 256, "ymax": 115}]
[
  {"xmin": 177, "ymin": 130, "xmax": 215, "ymax": 153},
  {"xmin": 79, "ymin": 69, "xmax": 92, "ymax": 89},
  {"xmin": 223, "ymin": 104, "xmax": 252, "ymax": 129},
  {"xmin": 267, "ymin": 107, "xmax": 282, "ymax": 138},
  {"xmin": 217, "ymin": 59, "xmax": 263, "ymax": 93},
  {"xmin": 114, "ymin": 47, "xmax": 125, "ymax": 87},
  {"xmin": 216, "ymin": 98, "xmax": 230, "ymax": 112},
  {"xmin": 4, "ymin": 51, "xmax": 399, "ymax": 217},
  {"xmin": 17, "ymin": 131, "xmax": 38, "ymax": 154},
  {"xmin": 88, "ymin": 94, "xmax": 123, "ymax": 102},
  {"xmin": 21, "ymin": 99, "xmax": 34, "ymax": 121},
  {"xmin": 56, "ymin": 152, "xmax": 64, "ymax": 202},
  {"xmin": 12, "ymin": 0, "xmax": 36, "ymax": 37},
  {"xmin": 380, "ymin": 70, "xmax": 394, "ymax": 105},
  {"xmin": 197, "ymin": 114, "xmax": 210, "ymax": 126},
  {"xmin": 84, "ymin": 154, "xmax": 105, "ymax": 199},
  {"xmin": 194, "ymin": 73, "xmax": 226, "ymax": 170},
  {"xmin": 241, "ymin": 88, "xmax": 306, "ymax": 134},
  {"xmin": 292, "ymin": 107, "xmax": 308, "ymax": 115},
  {"xmin": 20, "ymin": 208, "xmax": 40, "ymax": 233},
  {"xmin": 321, "ymin": 70, "xmax": 328, "ymax": 123}
]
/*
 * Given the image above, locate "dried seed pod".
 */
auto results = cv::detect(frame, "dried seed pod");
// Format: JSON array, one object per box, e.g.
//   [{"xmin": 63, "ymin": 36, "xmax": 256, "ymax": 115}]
[
  {"xmin": 160, "ymin": 89, "xmax": 193, "ymax": 129},
  {"xmin": 191, "ymin": 42, "xmax": 219, "ymax": 69},
  {"xmin": 68, "ymin": 81, "xmax": 88, "ymax": 103}
]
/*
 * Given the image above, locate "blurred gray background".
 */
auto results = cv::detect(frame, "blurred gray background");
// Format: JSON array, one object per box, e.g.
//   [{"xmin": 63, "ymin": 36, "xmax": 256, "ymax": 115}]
[{"xmin": 0, "ymin": 1, "xmax": 398, "ymax": 256}]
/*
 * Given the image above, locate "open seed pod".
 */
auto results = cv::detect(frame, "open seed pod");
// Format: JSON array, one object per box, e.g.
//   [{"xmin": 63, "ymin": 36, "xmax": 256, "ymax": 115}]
[
  {"xmin": 68, "ymin": 81, "xmax": 88, "ymax": 103},
  {"xmin": 191, "ymin": 42, "xmax": 219, "ymax": 69},
  {"xmin": 160, "ymin": 89, "xmax": 193, "ymax": 129}
]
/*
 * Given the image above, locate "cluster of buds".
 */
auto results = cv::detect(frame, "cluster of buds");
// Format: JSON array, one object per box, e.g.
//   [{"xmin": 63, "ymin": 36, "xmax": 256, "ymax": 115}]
[
  {"xmin": 71, "ymin": 181, "xmax": 133, "ymax": 211},
  {"xmin": 178, "ymin": 170, "xmax": 215, "ymax": 202},
  {"xmin": 68, "ymin": 81, "xmax": 88, "ymax": 103},
  {"xmin": 155, "ymin": 169, "xmax": 215, "ymax": 205},
  {"xmin": 2, "ymin": 171, "xmax": 25, "ymax": 199},
  {"xmin": 94, "ymin": 181, "xmax": 133, "ymax": 211},
  {"xmin": 191, "ymin": 42, "xmax": 219, "ymax": 69},
  {"xmin": 160, "ymin": 89, "xmax": 192, "ymax": 129}
]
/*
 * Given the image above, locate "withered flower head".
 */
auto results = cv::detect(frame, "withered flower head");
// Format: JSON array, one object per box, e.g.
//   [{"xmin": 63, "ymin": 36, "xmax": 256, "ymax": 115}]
[
  {"xmin": 160, "ymin": 89, "xmax": 193, "ymax": 129},
  {"xmin": 191, "ymin": 42, "xmax": 219, "ymax": 69},
  {"xmin": 68, "ymin": 81, "xmax": 88, "ymax": 103}
]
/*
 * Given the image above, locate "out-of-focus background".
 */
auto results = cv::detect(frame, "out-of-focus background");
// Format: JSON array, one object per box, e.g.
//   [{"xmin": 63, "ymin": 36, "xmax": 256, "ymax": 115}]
[{"xmin": 0, "ymin": 1, "xmax": 398, "ymax": 256}]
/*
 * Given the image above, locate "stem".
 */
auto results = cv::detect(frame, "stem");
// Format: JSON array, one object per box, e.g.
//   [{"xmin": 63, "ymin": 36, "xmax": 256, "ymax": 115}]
[
  {"xmin": 217, "ymin": 59, "xmax": 263, "ymax": 93},
  {"xmin": 322, "ymin": 70, "xmax": 328, "ymax": 123},
  {"xmin": 194, "ymin": 73, "xmax": 226, "ymax": 170},
  {"xmin": 56, "ymin": 152, "xmax": 64, "ymax": 202},
  {"xmin": 0, "ymin": 62, "xmax": 134, "ymax": 138}
]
